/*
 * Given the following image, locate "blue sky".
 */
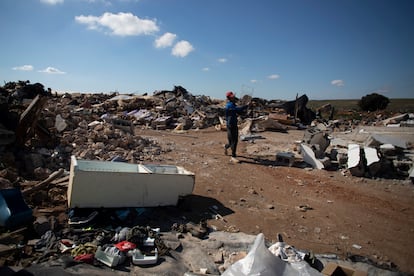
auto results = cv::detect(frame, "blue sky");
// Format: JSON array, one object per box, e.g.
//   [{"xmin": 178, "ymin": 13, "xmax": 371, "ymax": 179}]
[{"xmin": 1, "ymin": 0, "xmax": 413, "ymax": 100}]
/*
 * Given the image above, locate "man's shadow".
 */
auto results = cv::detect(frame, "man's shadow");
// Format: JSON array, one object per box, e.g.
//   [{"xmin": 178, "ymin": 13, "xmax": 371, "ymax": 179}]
[{"xmin": 236, "ymin": 155, "xmax": 308, "ymax": 168}]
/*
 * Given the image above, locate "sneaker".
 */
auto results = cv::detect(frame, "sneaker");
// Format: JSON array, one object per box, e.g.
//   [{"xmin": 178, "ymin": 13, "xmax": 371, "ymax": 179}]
[
  {"xmin": 230, "ymin": 157, "xmax": 240, "ymax": 163},
  {"xmin": 224, "ymin": 146, "xmax": 228, "ymax": 156}
]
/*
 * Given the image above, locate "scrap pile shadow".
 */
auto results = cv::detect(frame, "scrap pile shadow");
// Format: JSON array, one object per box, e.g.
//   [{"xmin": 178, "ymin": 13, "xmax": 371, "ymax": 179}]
[{"xmin": 67, "ymin": 195, "xmax": 234, "ymax": 232}]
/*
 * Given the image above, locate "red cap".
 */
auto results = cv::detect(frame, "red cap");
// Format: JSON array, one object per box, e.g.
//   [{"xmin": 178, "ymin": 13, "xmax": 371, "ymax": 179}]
[{"xmin": 226, "ymin": 91, "xmax": 235, "ymax": 98}]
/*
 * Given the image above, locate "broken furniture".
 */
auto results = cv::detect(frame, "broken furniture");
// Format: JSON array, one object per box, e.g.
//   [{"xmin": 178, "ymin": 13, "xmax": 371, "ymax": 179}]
[{"xmin": 67, "ymin": 156, "xmax": 195, "ymax": 208}]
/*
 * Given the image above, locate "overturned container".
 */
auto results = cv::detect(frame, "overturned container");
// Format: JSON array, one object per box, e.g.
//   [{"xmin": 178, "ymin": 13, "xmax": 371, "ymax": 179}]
[{"xmin": 67, "ymin": 156, "xmax": 195, "ymax": 208}]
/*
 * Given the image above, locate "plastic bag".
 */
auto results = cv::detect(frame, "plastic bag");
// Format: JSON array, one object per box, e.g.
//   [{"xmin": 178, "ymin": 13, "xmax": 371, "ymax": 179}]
[{"xmin": 222, "ymin": 233, "xmax": 322, "ymax": 276}]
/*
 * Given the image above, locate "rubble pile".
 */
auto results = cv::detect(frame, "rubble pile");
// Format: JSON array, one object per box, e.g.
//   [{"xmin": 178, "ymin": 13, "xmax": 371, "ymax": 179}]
[
  {"xmin": 0, "ymin": 80, "xmax": 413, "ymax": 275},
  {"xmin": 0, "ymin": 80, "xmax": 311, "ymax": 274},
  {"xmin": 299, "ymin": 119, "xmax": 414, "ymax": 180},
  {"xmin": 0, "ymin": 81, "xmax": 312, "ymax": 179},
  {"xmin": 1, "ymin": 79, "xmax": 413, "ymax": 186}
]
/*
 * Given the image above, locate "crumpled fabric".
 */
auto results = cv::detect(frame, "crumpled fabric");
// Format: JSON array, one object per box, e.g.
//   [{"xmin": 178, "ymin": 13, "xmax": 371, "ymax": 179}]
[
  {"xmin": 268, "ymin": 241, "xmax": 306, "ymax": 263},
  {"xmin": 112, "ymin": 227, "xmax": 130, "ymax": 243},
  {"xmin": 71, "ymin": 242, "xmax": 97, "ymax": 257},
  {"xmin": 74, "ymin": 253, "xmax": 94, "ymax": 264},
  {"xmin": 126, "ymin": 226, "xmax": 150, "ymax": 245},
  {"xmin": 115, "ymin": 241, "xmax": 136, "ymax": 252},
  {"xmin": 34, "ymin": 230, "xmax": 57, "ymax": 251}
]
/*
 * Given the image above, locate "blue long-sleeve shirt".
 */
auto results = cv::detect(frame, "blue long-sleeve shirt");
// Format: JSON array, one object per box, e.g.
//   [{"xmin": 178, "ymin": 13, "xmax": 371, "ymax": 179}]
[{"xmin": 225, "ymin": 101, "xmax": 248, "ymax": 127}]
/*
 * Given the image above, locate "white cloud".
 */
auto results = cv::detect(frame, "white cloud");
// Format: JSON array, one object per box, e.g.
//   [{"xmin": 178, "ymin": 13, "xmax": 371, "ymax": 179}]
[
  {"xmin": 218, "ymin": 58, "xmax": 227, "ymax": 63},
  {"xmin": 39, "ymin": 67, "xmax": 66, "ymax": 74},
  {"xmin": 250, "ymin": 79, "xmax": 258, "ymax": 84},
  {"xmin": 331, "ymin": 79, "xmax": 344, "ymax": 87},
  {"xmin": 202, "ymin": 67, "xmax": 210, "ymax": 72},
  {"xmin": 154, "ymin": 32, "xmax": 177, "ymax": 48},
  {"xmin": 40, "ymin": 0, "xmax": 64, "ymax": 4},
  {"xmin": 171, "ymin": 40, "xmax": 194, "ymax": 57},
  {"xmin": 75, "ymin": 12, "xmax": 159, "ymax": 36},
  {"xmin": 12, "ymin": 65, "xmax": 34, "ymax": 71},
  {"xmin": 268, "ymin": 74, "xmax": 280, "ymax": 80}
]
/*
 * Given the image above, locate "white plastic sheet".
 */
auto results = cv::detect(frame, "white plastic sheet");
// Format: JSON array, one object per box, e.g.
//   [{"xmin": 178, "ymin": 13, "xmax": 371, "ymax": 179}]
[{"xmin": 222, "ymin": 233, "xmax": 322, "ymax": 276}]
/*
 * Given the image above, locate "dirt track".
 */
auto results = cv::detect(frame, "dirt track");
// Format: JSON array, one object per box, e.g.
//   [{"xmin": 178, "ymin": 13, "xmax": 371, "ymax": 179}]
[{"xmin": 138, "ymin": 126, "xmax": 414, "ymax": 274}]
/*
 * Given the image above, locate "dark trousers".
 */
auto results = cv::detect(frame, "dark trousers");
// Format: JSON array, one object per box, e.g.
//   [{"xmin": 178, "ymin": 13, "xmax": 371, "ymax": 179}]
[{"xmin": 225, "ymin": 125, "xmax": 238, "ymax": 157}]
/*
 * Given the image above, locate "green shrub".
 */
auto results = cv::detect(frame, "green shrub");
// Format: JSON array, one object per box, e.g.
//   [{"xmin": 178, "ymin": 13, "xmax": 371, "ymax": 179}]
[{"xmin": 358, "ymin": 93, "xmax": 390, "ymax": 111}]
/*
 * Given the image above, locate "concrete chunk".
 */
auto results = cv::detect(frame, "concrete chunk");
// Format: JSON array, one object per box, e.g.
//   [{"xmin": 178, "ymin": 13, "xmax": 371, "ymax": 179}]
[
  {"xmin": 300, "ymin": 144, "xmax": 324, "ymax": 169},
  {"xmin": 347, "ymin": 144, "xmax": 365, "ymax": 177},
  {"xmin": 364, "ymin": 146, "xmax": 381, "ymax": 176}
]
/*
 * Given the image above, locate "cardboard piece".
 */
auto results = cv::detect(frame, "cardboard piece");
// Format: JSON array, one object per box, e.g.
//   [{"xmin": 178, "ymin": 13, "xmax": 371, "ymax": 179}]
[{"xmin": 322, "ymin": 262, "xmax": 367, "ymax": 276}]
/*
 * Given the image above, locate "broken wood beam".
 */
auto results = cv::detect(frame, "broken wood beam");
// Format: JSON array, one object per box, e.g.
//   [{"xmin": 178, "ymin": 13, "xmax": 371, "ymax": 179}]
[{"xmin": 22, "ymin": 168, "xmax": 64, "ymax": 196}]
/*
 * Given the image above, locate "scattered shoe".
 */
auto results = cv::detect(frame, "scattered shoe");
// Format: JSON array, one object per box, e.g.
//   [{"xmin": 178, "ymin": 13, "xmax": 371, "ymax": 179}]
[{"xmin": 230, "ymin": 157, "xmax": 240, "ymax": 163}]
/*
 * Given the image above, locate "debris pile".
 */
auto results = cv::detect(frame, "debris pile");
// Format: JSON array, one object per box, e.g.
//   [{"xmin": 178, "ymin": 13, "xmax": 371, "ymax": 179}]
[
  {"xmin": 0, "ymin": 81, "xmax": 315, "ymax": 179},
  {"xmin": 298, "ymin": 121, "xmax": 414, "ymax": 180},
  {"xmin": 0, "ymin": 80, "xmax": 412, "ymax": 275},
  {"xmin": 0, "ymin": 79, "xmax": 412, "ymax": 188}
]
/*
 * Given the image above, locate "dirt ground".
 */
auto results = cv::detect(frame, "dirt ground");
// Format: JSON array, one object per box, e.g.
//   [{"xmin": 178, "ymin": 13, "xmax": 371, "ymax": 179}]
[{"xmin": 136, "ymin": 126, "xmax": 414, "ymax": 275}]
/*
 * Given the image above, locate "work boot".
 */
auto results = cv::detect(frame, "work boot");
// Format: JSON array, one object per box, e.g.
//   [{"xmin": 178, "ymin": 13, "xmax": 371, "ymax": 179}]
[{"xmin": 230, "ymin": 157, "xmax": 240, "ymax": 163}]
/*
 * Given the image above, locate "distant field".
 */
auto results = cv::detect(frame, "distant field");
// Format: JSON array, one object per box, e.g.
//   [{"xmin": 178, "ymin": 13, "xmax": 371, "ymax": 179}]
[{"xmin": 307, "ymin": 98, "xmax": 414, "ymax": 113}]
